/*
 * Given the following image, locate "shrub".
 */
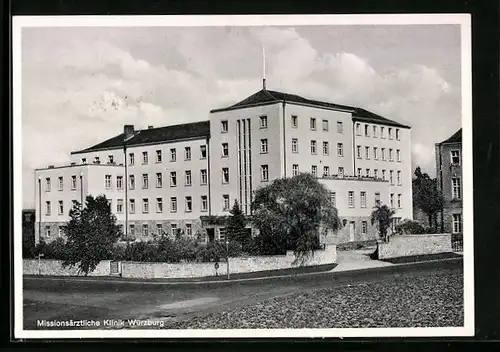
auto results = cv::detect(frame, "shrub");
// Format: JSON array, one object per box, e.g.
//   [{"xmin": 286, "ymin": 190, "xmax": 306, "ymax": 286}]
[{"xmin": 395, "ymin": 219, "xmax": 427, "ymax": 235}]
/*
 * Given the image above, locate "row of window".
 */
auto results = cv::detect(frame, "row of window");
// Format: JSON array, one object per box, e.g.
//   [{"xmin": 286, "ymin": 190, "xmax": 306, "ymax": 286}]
[
  {"xmin": 106, "ymin": 170, "xmax": 210, "ymax": 190},
  {"xmin": 341, "ymin": 191, "xmax": 403, "ymax": 209},
  {"xmin": 355, "ymin": 168, "xmax": 402, "ymax": 185},
  {"xmin": 356, "ymin": 146, "xmax": 401, "ymax": 162},
  {"xmin": 356, "ymin": 123, "xmax": 401, "ymax": 140},
  {"xmin": 43, "ymin": 175, "xmax": 80, "ymax": 192},
  {"xmin": 291, "ymin": 139, "xmax": 345, "ymax": 156}
]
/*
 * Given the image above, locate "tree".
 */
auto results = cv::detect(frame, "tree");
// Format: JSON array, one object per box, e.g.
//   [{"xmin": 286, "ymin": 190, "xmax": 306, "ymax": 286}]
[
  {"xmin": 227, "ymin": 200, "xmax": 250, "ymax": 251},
  {"xmin": 413, "ymin": 167, "xmax": 444, "ymax": 231},
  {"xmin": 251, "ymin": 173, "xmax": 341, "ymax": 257},
  {"xmin": 62, "ymin": 195, "xmax": 121, "ymax": 275},
  {"xmin": 371, "ymin": 204, "xmax": 396, "ymax": 242}
]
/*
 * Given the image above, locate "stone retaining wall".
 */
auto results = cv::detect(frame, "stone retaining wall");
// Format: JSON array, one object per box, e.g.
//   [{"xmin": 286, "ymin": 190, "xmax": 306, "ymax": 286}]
[
  {"xmin": 23, "ymin": 259, "xmax": 111, "ymax": 276},
  {"xmin": 377, "ymin": 234, "xmax": 452, "ymax": 259}
]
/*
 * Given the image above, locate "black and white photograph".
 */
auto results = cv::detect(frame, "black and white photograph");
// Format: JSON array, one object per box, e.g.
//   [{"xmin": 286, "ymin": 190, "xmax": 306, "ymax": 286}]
[{"xmin": 14, "ymin": 14, "xmax": 473, "ymax": 338}]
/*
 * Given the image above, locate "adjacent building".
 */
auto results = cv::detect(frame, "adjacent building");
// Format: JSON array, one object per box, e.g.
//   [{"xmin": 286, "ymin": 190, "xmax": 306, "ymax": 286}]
[
  {"xmin": 34, "ymin": 88, "xmax": 412, "ymax": 244},
  {"xmin": 435, "ymin": 128, "xmax": 463, "ymax": 234}
]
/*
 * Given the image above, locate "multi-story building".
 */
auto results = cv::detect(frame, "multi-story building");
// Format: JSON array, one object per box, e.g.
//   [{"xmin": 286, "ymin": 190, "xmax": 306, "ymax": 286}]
[
  {"xmin": 435, "ymin": 128, "xmax": 462, "ymax": 234},
  {"xmin": 34, "ymin": 88, "xmax": 412, "ymax": 244}
]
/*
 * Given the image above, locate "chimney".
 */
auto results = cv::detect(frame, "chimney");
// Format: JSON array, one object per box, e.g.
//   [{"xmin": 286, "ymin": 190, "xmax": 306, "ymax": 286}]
[
  {"xmin": 148, "ymin": 125, "xmax": 154, "ymax": 129},
  {"xmin": 124, "ymin": 125, "xmax": 135, "ymax": 139}
]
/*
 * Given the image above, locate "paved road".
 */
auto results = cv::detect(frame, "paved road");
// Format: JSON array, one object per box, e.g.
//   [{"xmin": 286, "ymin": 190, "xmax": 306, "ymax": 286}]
[{"xmin": 23, "ymin": 258, "xmax": 463, "ymax": 329}]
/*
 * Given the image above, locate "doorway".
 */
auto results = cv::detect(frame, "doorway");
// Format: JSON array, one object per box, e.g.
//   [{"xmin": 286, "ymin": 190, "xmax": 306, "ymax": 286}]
[{"xmin": 206, "ymin": 228, "xmax": 215, "ymax": 243}]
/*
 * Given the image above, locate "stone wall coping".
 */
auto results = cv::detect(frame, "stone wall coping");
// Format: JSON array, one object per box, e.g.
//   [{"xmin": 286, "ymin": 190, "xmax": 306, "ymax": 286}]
[{"xmin": 395, "ymin": 233, "xmax": 451, "ymax": 237}]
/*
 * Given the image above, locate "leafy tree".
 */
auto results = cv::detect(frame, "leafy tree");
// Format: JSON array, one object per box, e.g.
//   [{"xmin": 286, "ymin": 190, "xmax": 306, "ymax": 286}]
[
  {"xmin": 251, "ymin": 173, "xmax": 341, "ymax": 257},
  {"xmin": 370, "ymin": 204, "xmax": 396, "ymax": 242},
  {"xmin": 395, "ymin": 219, "xmax": 426, "ymax": 235},
  {"xmin": 62, "ymin": 195, "xmax": 121, "ymax": 275},
  {"xmin": 412, "ymin": 167, "xmax": 444, "ymax": 231},
  {"xmin": 227, "ymin": 200, "xmax": 250, "ymax": 251}
]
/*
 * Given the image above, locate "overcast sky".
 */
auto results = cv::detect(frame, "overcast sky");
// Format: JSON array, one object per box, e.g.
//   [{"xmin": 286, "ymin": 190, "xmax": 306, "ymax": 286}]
[{"xmin": 21, "ymin": 24, "xmax": 462, "ymax": 208}]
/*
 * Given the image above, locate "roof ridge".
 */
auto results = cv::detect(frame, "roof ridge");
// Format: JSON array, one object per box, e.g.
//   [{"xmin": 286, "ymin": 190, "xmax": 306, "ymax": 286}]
[{"xmin": 263, "ymin": 89, "xmax": 280, "ymax": 101}]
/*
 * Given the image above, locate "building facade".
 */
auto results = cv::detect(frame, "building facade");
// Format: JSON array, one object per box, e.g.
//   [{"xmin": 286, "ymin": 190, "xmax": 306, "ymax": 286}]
[
  {"xmin": 435, "ymin": 128, "xmax": 463, "ymax": 234},
  {"xmin": 34, "ymin": 88, "xmax": 412, "ymax": 244}
]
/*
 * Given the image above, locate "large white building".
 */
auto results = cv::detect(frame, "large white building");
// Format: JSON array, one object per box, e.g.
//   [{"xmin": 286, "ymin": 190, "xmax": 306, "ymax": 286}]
[{"xmin": 34, "ymin": 88, "xmax": 412, "ymax": 244}]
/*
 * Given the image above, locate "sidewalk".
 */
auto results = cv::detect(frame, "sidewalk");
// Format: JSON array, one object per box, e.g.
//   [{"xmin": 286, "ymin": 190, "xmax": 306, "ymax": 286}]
[{"xmin": 332, "ymin": 247, "xmax": 394, "ymax": 272}]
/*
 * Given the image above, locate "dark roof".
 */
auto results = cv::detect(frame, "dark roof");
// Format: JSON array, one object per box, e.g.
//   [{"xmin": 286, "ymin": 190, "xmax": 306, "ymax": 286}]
[
  {"xmin": 72, "ymin": 121, "xmax": 210, "ymax": 154},
  {"xmin": 438, "ymin": 128, "xmax": 462, "ymax": 144},
  {"xmin": 210, "ymin": 89, "xmax": 410, "ymax": 128}
]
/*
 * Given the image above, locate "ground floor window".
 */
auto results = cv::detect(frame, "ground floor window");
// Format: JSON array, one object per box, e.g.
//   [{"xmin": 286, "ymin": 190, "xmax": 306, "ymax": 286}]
[
  {"xmin": 452, "ymin": 213, "xmax": 462, "ymax": 233},
  {"xmin": 219, "ymin": 228, "xmax": 227, "ymax": 241}
]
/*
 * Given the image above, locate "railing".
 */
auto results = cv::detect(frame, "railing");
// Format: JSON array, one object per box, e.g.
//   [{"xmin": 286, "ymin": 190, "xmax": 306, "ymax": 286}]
[{"xmin": 451, "ymin": 233, "xmax": 463, "ymax": 252}]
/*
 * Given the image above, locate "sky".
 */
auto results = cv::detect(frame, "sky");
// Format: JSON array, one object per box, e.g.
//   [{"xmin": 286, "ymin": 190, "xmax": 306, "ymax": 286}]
[{"xmin": 21, "ymin": 24, "xmax": 463, "ymax": 209}]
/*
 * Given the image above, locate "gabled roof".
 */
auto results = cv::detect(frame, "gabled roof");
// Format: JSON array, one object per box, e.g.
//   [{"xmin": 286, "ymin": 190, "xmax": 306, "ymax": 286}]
[
  {"xmin": 71, "ymin": 121, "xmax": 210, "ymax": 154},
  {"xmin": 210, "ymin": 89, "xmax": 410, "ymax": 129},
  {"xmin": 438, "ymin": 128, "xmax": 462, "ymax": 145}
]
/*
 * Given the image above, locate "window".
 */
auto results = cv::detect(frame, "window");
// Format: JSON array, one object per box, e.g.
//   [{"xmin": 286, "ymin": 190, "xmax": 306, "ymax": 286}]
[
  {"xmin": 323, "ymin": 141, "xmax": 329, "ymax": 155},
  {"xmin": 397, "ymin": 194, "xmax": 402, "ymax": 208},
  {"xmin": 142, "ymin": 198, "xmax": 149, "ymax": 213},
  {"xmin": 374, "ymin": 169, "xmax": 378, "ymax": 178},
  {"xmin": 186, "ymin": 224, "xmax": 193, "ymax": 237},
  {"xmin": 338, "ymin": 167, "xmax": 344, "ymax": 178},
  {"xmin": 114, "ymin": 175, "xmax": 122, "ymax": 190},
  {"xmin": 171, "ymin": 197, "xmax": 177, "ymax": 212},
  {"xmin": 291, "ymin": 115, "xmax": 298, "ymax": 128},
  {"xmin": 200, "ymin": 145, "xmax": 207, "ymax": 159},
  {"xmin": 170, "ymin": 148, "xmax": 176, "ymax": 162},
  {"xmin": 261, "ymin": 165, "xmax": 269, "ymax": 182},
  {"xmin": 129, "ymin": 175, "xmax": 135, "ymax": 190},
  {"xmin": 201, "ymin": 195, "xmax": 208, "ymax": 212},
  {"xmin": 261, "ymin": 139, "xmax": 268, "ymax": 154},
  {"xmin": 355, "ymin": 123, "xmax": 361, "ymax": 135},
  {"xmin": 381, "ymin": 148, "xmax": 386, "ymax": 161},
  {"xmin": 156, "ymin": 150, "xmax": 162, "ymax": 163},
  {"xmin": 360, "ymin": 191, "xmax": 367, "ymax": 208},
  {"xmin": 451, "ymin": 150, "xmax": 460, "ymax": 165},
  {"xmin": 94, "ymin": 156, "xmax": 100, "ymax": 164},
  {"xmin": 310, "ymin": 140, "xmax": 317, "ymax": 154},
  {"xmin": 357, "ymin": 168, "xmax": 362, "ymax": 177},
  {"xmin": 397, "ymin": 171, "xmax": 402, "ymax": 185},
  {"xmin": 58, "ymin": 200, "xmax": 64, "ymax": 215},
  {"xmin": 129, "ymin": 224, "xmax": 135, "ymax": 236},
  {"xmin": 389, "ymin": 148, "xmax": 394, "ymax": 162},
  {"xmin": 58, "ymin": 226, "xmax": 64, "ymax": 237},
  {"xmin": 291, "ymin": 139, "xmax": 298, "ymax": 153},
  {"xmin": 223, "ymin": 195, "xmax": 230, "ymax": 211},
  {"xmin": 45, "ymin": 178, "xmax": 51, "ymax": 192},
  {"xmin": 200, "ymin": 169, "xmax": 208, "ymax": 185},
  {"xmin": 382, "ymin": 170, "xmax": 386, "ymax": 181},
  {"xmin": 365, "ymin": 146, "xmax": 370, "ymax": 159},
  {"xmin": 375, "ymin": 192, "xmax": 381, "ymax": 206},
  {"xmin": 222, "ymin": 143, "xmax": 229, "ymax": 157},
  {"xmin": 322, "ymin": 119, "xmax": 329, "ymax": 131},
  {"xmin": 388, "ymin": 128, "xmax": 393, "ymax": 140},
  {"xmin": 362, "ymin": 221, "xmax": 368, "ymax": 235},
  {"xmin": 185, "ymin": 147, "xmax": 191, "ymax": 161},
  {"xmin": 170, "ymin": 172, "xmax": 177, "ymax": 187},
  {"xmin": 374, "ymin": 147, "xmax": 378, "ymax": 160},
  {"xmin": 108, "ymin": 155, "xmax": 114, "ymax": 164},
  {"xmin": 185, "ymin": 170, "xmax": 192, "ymax": 186},
  {"xmin": 337, "ymin": 143, "xmax": 344, "ymax": 157},
  {"xmin": 366, "ymin": 168, "xmax": 370, "ymax": 177},
  {"xmin": 117, "ymin": 199, "xmax": 123, "ymax": 214},
  {"xmin": 381, "ymin": 127, "xmax": 385, "ymax": 138},
  {"xmin": 222, "ymin": 168, "xmax": 230, "ymax": 183},
  {"xmin": 452, "ymin": 214, "xmax": 463, "ymax": 233},
  {"xmin": 154, "ymin": 173, "xmax": 162, "ymax": 188},
  {"xmin": 310, "ymin": 118, "xmax": 316, "ymax": 130},
  {"xmin": 81, "ymin": 158, "xmax": 87, "ymax": 164},
  {"xmin": 292, "ymin": 164, "xmax": 299, "ymax": 176},
  {"xmin": 71, "ymin": 175, "xmax": 77, "ymax": 190},
  {"xmin": 142, "ymin": 151, "xmax": 148, "ymax": 164},
  {"xmin": 337, "ymin": 121, "xmax": 343, "ymax": 133},
  {"xmin": 397, "ymin": 149, "xmax": 401, "ymax": 162},
  {"xmin": 330, "ymin": 192, "xmax": 336, "ymax": 207},
  {"xmin": 452, "ymin": 178, "xmax": 461, "ymax": 199},
  {"xmin": 129, "ymin": 153, "xmax": 135, "ymax": 165},
  {"xmin": 260, "ymin": 115, "xmax": 268, "ymax": 128},
  {"xmin": 348, "ymin": 191, "xmax": 355, "ymax": 208},
  {"xmin": 105, "ymin": 175, "xmax": 112, "ymax": 189},
  {"xmin": 311, "ymin": 165, "xmax": 317, "ymax": 177},
  {"xmin": 156, "ymin": 224, "xmax": 163, "ymax": 236},
  {"xmin": 390, "ymin": 170, "xmax": 394, "ymax": 185},
  {"xmin": 373, "ymin": 125, "xmax": 377, "ymax": 137},
  {"xmin": 364, "ymin": 124, "xmax": 369, "ymax": 137},
  {"xmin": 323, "ymin": 166, "xmax": 330, "ymax": 177},
  {"xmin": 143, "ymin": 224, "xmax": 149, "ymax": 237},
  {"xmin": 356, "ymin": 145, "xmax": 361, "ymax": 159},
  {"xmin": 396, "ymin": 129, "xmax": 400, "ymax": 140},
  {"xmin": 142, "ymin": 174, "xmax": 149, "ymax": 189},
  {"xmin": 221, "ymin": 120, "xmax": 228, "ymax": 133},
  {"xmin": 72, "ymin": 200, "xmax": 78, "ymax": 209},
  {"xmin": 390, "ymin": 193, "xmax": 394, "ymax": 208},
  {"xmin": 185, "ymin": 196, "xmax": 192, "ymax": 212},
  {"xmin": 219, "ymin": 228, "xmax": 227, "ymax": 241},
  {"xmin": 58, "ymin": 176, "xmax": 63, "ymax": 191},
  {"xmin": 129, "ymin": 199, "xmax": 135, "ymax": 214},
  {"xmin": 170, "ymin": 224, "xmax": 177, "ymax": 236},
  {"xmin": 45, "ymin": 226, "xmax": 51, "ymax": 238}
]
